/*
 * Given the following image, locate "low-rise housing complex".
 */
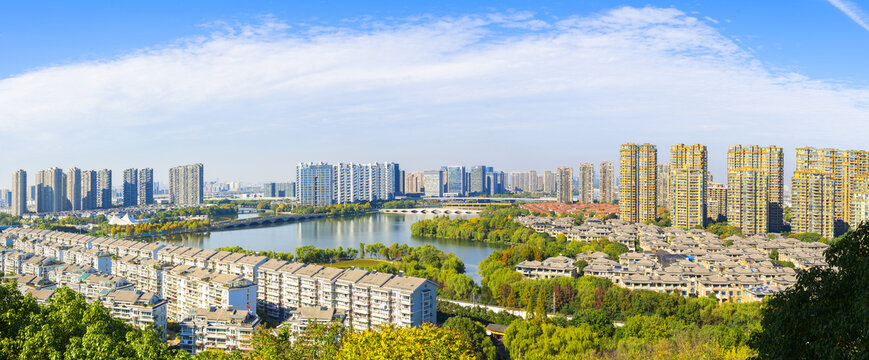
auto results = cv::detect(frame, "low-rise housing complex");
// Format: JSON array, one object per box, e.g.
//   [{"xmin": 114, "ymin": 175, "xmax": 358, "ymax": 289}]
[
  {"xmin": 2, "ymin": 227, "xmax": 438, "ymax": 354},
  {"xmin": 512, "ymin": 215, "xmax": 827, "ymax": 303}
]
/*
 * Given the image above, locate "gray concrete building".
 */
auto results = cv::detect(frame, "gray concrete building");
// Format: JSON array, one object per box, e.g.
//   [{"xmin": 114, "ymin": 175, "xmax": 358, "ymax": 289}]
[
  {"xmin": 12, "ymin": 170, "xmax": 26, "ymax": 215},
  {"xmin": 138, "ymin": 168, "xmax": 154, "ymax": 205},
  {"xmin": 97, "ymin": 169, "xmax": 112, "ymax": 209},
  {"xmin": 169, "ymin": 164, "xmax": 203, "ymax": 206},
  {"xmin": 123, "ymin": 168, "xmax": 138, "ymax": 207}
]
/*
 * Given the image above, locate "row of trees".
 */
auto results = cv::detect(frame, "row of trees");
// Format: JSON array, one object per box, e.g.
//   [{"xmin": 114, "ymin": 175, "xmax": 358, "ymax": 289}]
[
  {"xmin": 291, "ymin": 203, "xmax": 372, "ymax": 216},
  {"xmin": 410, "ymin": 207, "xmax": 545, "ymax": 244},
  {"xmin": 107, "ymin": 219, "xmax": 211, "ymax": 237}
]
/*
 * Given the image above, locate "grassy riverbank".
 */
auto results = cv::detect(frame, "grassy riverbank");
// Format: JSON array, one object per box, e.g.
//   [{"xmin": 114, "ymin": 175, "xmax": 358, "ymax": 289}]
[{"xmin": 316, "ymin": 258, "xmax": 395, "ymax": 268}]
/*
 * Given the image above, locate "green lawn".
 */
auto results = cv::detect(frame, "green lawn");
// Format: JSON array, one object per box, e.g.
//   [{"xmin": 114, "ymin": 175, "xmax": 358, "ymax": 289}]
[{"xmin": 317, "ymin": 258, "xmax": 394, "ymax": 269}]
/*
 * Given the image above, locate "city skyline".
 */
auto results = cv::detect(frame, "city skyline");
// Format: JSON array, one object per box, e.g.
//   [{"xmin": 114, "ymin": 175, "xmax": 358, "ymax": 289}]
[{"xmin": 2, "ymin": 2, "xmax": 869, "ymax": 187}]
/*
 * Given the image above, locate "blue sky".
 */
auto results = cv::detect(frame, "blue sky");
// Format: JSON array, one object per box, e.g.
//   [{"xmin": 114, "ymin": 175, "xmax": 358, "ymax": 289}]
[{"xmin": 1, "ymin": 0, "xmax": 869, "ymax": 188}]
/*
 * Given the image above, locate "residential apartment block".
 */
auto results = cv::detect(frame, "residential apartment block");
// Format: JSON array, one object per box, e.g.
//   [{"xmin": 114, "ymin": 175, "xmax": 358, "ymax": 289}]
[
  {"xmin": 600, "ymin": 162, "xmax": 615, "ymax": 203},
  {"xmin": 670, "ymin": 144, "xmax": 708, "ymax": 229},
  {"xmin": 619, "ymin": 143, "xmax": 657, "ymax": 223},
  {"xmin": 169, "ymin": 163, "xmax": 204, "ymax": 205},
  {"xmin": 556, "ymin": 167, "xmax": 573, "ymax": 204},
  {"xmin": 794, "ymin": 147, "xmax": 869, "ymax": 236},
  {"xmin": 578, "ymin": 163, "xmax": 594, "ymax": 203}
]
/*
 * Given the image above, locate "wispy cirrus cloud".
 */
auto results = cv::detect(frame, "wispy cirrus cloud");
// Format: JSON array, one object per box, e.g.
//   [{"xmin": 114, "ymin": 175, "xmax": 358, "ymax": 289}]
[
  {"xmin": 0, "ymin": 6, "xmax": 868, "ymax": 185},
  {"xmin": 827, "ymin": 0, "xmax": 869, "ymax": 32}
]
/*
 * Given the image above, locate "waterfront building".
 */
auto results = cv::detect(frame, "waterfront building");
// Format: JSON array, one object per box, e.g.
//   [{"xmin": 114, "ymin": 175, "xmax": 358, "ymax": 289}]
[
  {"xmin": 656, "ymin": 164, "xmax": 669, "ymax": 209},
  {"xmin": 579, "ymin": 163, "xmax": 594, "ymax": 203},
  {"xmin": 123, "ymin": 168, "xmax": 138, "ymax": 207},
  {"xmin": 727, "ymin": 169, "xmax": 768, "ymax": 235},
  {"xmin": 792, "ymin": 169, "xmax": 836, "ymax": 238},
  {"xmin": 670, "ymin": 144, "xmax": 708, "ymax": 229},
  {"xmin": 556, "ymin": 167, "xmax": 573, "ymax": 204},
  {"xmin": 619, "ymin": 143, "xmax": 657, "ymax": 223},
  {"xmin": 12, "ymin": 170, "xmax": 26, "ymax": 215},
  {"xmin": 333, "ymin": 162, "xmax": 398, "ymax": 203},
  {"xmin": 728, "ymin": 145, "xmax": 784, "ymax": 232},
  {"xmin": 600, "ymin": 162, "xmax": 615, "ymax": 203},
  {"xmin": 423, "ymin": 170, "xmax": 443, "ymax": 197},
  {"xmin": 97, "ymin": 169, "xmax": 112, "ymax": 208},
  {"xmin": 169, "ymin": 164, "xmax": 204, "ymax": 205},
  {"xmin": 707, "ymin": 182, "xmax": 728, "ymax": 223},
  {"xmin": 794, "ymin": 147, "xmax": 869, "ymax": 234},
  {"xmin": 138, "ymin": 168, "xmax": 154, "ymax": 205}
]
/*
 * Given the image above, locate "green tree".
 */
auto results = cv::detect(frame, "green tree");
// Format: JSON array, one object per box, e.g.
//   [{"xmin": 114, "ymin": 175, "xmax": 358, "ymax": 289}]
[
  {"xmin": 750, "ymin": 222, "xmax": 869, "ymax": 359},
  {"xmin": 442, "ymin": 317, "xmax": 497, "ymax": 360},
  {"xmin": 337, "ymin": 324, "xmax": 477, "ymax": 359}
]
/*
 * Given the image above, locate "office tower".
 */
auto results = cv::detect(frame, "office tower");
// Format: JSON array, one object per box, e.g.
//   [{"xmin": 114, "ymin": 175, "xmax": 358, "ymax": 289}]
[
  {"xmin": 123, "ymin": 168, "xmax": 139, "ymax": 206},
  {"xmin": 726, "ymin": 170, "xmax": 768, "ymax": 235},
  {"xmin": 138, "ymin": 168, "xmax": 154, "ymax": 205},
  {"xmin": 727, "ymin": 145, "xmax": 784, "ymax": 232},
  {"xmin": 486, "ymin": 171, "xmax": 504, "ymax": 195},
  {"xmin": 81, "ymin": 170, "xmax": 97, "ymax": 210},
  {"xmin": 851, "ymin": 174, "xmax": 869, "ymax": 226},
  {"xmin": 556, "ymin": 167, "xmax": 573, "ymax": 204},
  {"xmin": 656, "ymin": 164, "xmax": 670, "ymax": 209},
  {"xmin": 295, "ymin": 163, "xmax": 332, "ymax": 206},
  {"xmin": 469, "ymin": 166, "xmax": 487, "ymax": 195},
  {"xmin": 169, "ymin": 164, "xmax": 204, "ymax": 206},
  {"xmin": 792, "ymin": 170, "xmax": 835, "ymax": 238},
  {"xmin": 12, "ymin": 170, "xmax": 26, "ymax": 215},
  {"xmin": 97, "ymin": 169, "xmax": 113, "ymax": 208},
  {"xmin": 65, "ymin": 168, "xmax": 81, "ymax": 211},
  {"xmin": 445, "ymin": 166, "xmax": 465, "ymax": 196},
  {"xmin": 599, "ymin": 162, "xmax": 615, "ymax": 204},
  {"xmin": 386, "ymin": 163, "xmax": 401, "ymax": 196},
  {"xmin": 794, "ymin": 147, "xmax": 868, "ymax": 234},
  {"xmin": 423, "ymin": 170, "xmax": 444, "ymax": 197},
  {"xmin": 619, "ymin": 144, "xmax": 657, "ymax": 223},
  {"xmin": 263, "ymin": 183, "xmax": 277, "ymax": 197},
  {"xmin": 670, "ymin": 144, "xmax": 708, "ymax": 229},
  {"xmin": 578, "ymin": 163, "xmax": 594, "ymax": 203},
  {"xmin": 36, "ymin": 167, "xmax": 64, "ymax": 213},
  {"xmin": 707, "ymin": 182, "xmax": 728, "ymax": 223}
]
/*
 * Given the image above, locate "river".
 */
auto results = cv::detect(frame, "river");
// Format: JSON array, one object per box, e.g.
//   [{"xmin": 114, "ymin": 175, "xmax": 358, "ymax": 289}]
[{"xmin": 143, "ymin": 212, "xmax": 504, "ymax": 283}]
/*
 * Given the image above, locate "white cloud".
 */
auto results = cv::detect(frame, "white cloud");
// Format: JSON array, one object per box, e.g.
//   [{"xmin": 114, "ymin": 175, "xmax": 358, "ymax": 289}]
[
  {"xmin": 827, "ymin": 0, "xmax": 869, "ymax": 32},
  {"xmin": 0, "ymin": 6, "xmax": 868, "ymax": 186}
]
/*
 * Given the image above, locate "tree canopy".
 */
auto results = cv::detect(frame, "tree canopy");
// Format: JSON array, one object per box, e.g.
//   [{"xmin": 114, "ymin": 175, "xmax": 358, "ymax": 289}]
[{"xmin": 750, "ymin": 222, "xmax": 869, "ymax": 359}]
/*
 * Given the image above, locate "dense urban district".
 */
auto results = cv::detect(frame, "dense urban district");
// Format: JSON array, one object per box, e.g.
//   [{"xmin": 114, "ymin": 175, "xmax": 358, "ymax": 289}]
[{"xmin": 0, "ymin": 143, "xmax": 868, "ymax": 359}]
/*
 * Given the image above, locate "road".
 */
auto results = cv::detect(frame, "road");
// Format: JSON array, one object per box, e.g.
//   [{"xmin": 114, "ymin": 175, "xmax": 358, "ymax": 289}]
[{"xmin": 439, "ymin": 298, "xmax": 573, "ymax": 320}]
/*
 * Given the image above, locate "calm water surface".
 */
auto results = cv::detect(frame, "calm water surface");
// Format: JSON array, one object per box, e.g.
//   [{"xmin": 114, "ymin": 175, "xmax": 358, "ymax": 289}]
[{"xmin": 146, "ymin": 213, "xmax": 504, "ymax": 282}]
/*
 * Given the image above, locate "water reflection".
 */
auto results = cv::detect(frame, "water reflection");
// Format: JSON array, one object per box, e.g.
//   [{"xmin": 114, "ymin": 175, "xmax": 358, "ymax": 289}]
[{"xmin": 141, "ymin": 213, "xmax": 505, "ymax": 282}]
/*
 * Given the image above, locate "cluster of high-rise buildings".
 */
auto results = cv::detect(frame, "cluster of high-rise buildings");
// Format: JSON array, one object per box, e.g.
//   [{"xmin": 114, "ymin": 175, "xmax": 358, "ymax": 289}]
[
  {"xmin": 620, "ymin": 143, "xmax": 869, "ymax": 238},
  {"xmin": 407, "ymin": 166, "xmax": 506, "ymax": 198},
  {"xmin": 505, "ymin": 163, "xmax": 615, "ymax": 205},
  {"xmin": 262, "ymin": 182, "xmax": 295, "ymax": 198},
  {"xmin": 8, "ymin": 163, "xmax": 202, "ymax": 215},
  {"xmin": 9, "ymin": 167, "xmax": 121, "ymax": 215},
  {"xmin": 296, "ymin": 162, "xmax": 401, "ymax": 206}
]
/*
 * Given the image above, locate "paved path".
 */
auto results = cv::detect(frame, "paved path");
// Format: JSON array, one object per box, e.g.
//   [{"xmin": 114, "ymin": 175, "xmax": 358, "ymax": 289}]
[{"xmin": 440, "ymin": 298, "xmax": 573, "ymax": 320}]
